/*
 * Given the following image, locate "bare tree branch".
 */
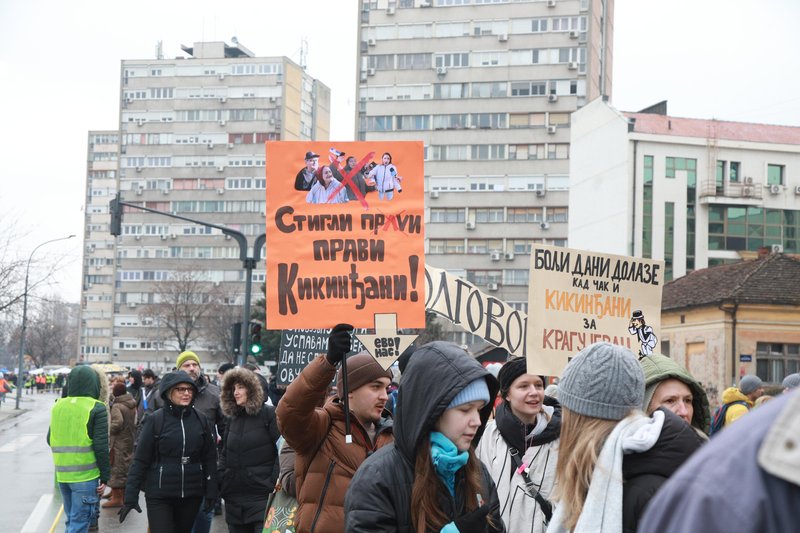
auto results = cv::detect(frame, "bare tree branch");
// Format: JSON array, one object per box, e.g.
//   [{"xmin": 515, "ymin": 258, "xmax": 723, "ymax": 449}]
[{"xmin": 139, "ymin": 270, "xmax": 226, "ymax": 353}]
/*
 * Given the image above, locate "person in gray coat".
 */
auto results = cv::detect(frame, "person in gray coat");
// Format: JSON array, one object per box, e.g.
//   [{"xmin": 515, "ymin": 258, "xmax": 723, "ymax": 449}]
[{"xmin": 639, "ymin": 390, "xmax": 800, "ymax": 533}]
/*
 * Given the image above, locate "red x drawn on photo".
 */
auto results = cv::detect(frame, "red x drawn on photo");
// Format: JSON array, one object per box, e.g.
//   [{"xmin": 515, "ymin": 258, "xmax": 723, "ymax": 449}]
[{"xmin": 327, "ymin": 151, "xmax": 376, "ymax": 209}]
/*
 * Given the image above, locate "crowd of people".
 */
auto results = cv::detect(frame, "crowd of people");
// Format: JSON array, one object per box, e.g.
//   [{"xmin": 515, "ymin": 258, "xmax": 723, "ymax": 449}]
[{"xmin": 46, "ymin": 327, "xmax": 800, "ymax": 533}]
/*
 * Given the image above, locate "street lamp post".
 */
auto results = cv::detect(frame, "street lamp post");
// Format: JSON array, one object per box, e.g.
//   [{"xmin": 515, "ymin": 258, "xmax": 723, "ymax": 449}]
[{"xmin": 15, "ymin": 235, "xmax": 76, "ymax": 410}]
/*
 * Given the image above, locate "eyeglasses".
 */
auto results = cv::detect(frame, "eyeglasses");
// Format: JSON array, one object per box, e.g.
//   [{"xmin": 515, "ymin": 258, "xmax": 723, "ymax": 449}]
[{"xmin": 173, "ymin": 386, "xmax": 194, "ymax": 394}]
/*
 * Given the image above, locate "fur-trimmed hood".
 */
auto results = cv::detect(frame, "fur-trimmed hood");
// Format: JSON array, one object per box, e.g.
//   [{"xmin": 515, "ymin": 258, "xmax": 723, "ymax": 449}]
[{"xmin": 220, "ymin": 367, "xmax": 265, "ymax": 417}]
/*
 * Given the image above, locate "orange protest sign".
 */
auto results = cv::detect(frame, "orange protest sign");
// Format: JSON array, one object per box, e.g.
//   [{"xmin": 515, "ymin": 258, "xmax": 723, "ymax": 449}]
[{"xmin": 265, "ymin": 141, "xmax": 426, "ymax": 329}]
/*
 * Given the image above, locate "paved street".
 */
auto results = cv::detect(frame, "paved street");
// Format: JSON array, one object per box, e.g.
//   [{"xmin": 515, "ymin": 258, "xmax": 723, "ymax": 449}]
[{"xmin": 0, "ymin": 392, "xmax": 229, "ymax": 532}]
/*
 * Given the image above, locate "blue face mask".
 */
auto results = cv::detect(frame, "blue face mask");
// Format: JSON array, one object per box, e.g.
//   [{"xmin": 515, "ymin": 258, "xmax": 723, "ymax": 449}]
[{"xmin": 429, "ymin": 431, "xmax": 469, "ymax": 497}]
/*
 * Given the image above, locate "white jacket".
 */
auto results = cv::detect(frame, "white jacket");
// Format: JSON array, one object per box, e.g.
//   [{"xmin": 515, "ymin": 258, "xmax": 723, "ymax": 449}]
[{"xmin": 477, "ymin": 415, "xmax": 559, "ymax": 533}]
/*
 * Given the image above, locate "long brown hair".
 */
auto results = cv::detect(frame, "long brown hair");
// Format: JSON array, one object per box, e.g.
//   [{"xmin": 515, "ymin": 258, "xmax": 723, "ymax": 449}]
[
  {"xmin": 410, "ymin": 441, "xmax": 485, "ymax": 533},
  {"xmin": 551, "ymin": 408, "xmax": 618, "ymax": 531}
]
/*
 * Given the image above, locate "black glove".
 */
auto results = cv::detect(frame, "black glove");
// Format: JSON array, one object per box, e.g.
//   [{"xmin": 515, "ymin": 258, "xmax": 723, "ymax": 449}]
[
  {"xmin": 118, "ymin": 502, "xmax": 142, "ymax": 523},
  {"xmin": 453, "ymin": 504, "xmax": 491, "ymax": 531},
  {"xmin": 203, "ymin": 498, "xmax": 216, "ymax": 513},
  {"xmin": 326, "ymin": 323, "xmax": 353, "ymax": 365}
]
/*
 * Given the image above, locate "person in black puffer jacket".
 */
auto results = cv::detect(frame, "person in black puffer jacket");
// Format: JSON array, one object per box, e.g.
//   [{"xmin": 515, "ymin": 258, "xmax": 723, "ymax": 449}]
[
  {"xmin": 345, "ymin": 341, "xmax": 505, "ymax": 532},
  {"xmin": 219, "ymin": 367, "xmax": 280, "ymax": 533},
  {"xmin": 621, "ymin": 406, "xmax": 703, "ymax": 532},
  {"xmin": 119, "ymin": 371, "xmax": 218, "ymax": 533}
]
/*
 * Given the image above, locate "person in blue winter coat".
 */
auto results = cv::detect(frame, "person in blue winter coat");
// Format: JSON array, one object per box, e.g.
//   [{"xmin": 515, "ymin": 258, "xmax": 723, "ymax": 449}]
[
  {"xmin": 639, "ymin": 390, "xmax": 800, "ymax": 533},
  {"xmin": 345, "ymin": 341, "xmax": 505, "ymax": 532}
]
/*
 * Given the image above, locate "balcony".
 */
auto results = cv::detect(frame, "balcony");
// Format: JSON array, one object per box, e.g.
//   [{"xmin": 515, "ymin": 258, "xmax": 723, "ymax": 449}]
[{"xmin": 699, "ymin": 178, "xmax": 763, "ymax": 204}]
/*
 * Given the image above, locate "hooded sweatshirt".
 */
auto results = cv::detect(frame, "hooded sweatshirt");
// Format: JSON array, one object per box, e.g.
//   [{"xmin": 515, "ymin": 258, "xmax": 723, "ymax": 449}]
[
  {"xmin": 720, "ymin": 387, "xmax": 753, "ymax": 425},
  {"xmin": 640, "ymin": 355, "xmax": 711, "ymax": 435},
  {"xmin": 48, "ymin": 365, "xmax": 111, "ymax": 483},
  {"xmin": 345, "ymin": 341, "xmax": 505, "ymax": 532}
]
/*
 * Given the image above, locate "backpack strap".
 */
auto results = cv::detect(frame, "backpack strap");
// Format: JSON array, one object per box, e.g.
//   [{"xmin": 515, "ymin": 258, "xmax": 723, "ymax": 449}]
[{"xmin": 508, "ymin": 446, "xmax": 553, "ymax": 524}]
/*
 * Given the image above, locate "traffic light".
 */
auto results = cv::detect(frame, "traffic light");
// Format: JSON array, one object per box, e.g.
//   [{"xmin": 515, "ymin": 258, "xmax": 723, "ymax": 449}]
[
  {"xmin": 110, "ymin": 197, "xmax": 123, "ymax": 236},
  {"xmin": 230, "ymin": 322, "xmax": 242, "ymax": 355},
  {"xmin": 249, "ymin": 322, "xmax": 263, "ymax": 356}
]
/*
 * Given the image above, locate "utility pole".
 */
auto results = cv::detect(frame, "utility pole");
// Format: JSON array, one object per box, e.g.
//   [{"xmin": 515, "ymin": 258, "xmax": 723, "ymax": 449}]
[{"xmin": 110, "ymin": 197, "xmax": 265, "ymax": 366}]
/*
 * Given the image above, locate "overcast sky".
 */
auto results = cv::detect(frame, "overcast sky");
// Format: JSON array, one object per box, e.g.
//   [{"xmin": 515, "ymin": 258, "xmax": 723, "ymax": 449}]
[{"xmin": 1, "ymin": 0, "xmax": 798, "ymax": 304}]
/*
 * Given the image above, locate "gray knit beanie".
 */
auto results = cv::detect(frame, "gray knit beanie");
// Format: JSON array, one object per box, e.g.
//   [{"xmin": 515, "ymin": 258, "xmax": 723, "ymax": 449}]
[
  {"xmin": 739, "ymin": 375, "xmax": 763, "ymax": 395},
  {"xmin": 558, "ymin": 342, "xmax": 645, "ymax": 420},
  {"xmin": 782, "ymin": 373, "xmax": 800, "ymax": 390}
]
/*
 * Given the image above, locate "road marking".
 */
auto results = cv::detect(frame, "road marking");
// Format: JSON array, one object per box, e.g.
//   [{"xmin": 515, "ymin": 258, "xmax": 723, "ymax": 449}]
[
  {"xmin": 48, "ymin": 505, "xmax": 64, "ymax": 533},
  {"xmin": 20, "ymin": 493, "xmax": 53, "ymax": 533},
  {"xmin": 0, "ymin": 434, "xmax": 38, "ymax": 452}
]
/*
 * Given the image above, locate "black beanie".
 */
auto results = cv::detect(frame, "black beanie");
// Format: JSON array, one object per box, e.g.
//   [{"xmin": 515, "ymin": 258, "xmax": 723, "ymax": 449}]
[{"xmin": 497, "ymin": 357, "xmax": 545, "ymax": 398}]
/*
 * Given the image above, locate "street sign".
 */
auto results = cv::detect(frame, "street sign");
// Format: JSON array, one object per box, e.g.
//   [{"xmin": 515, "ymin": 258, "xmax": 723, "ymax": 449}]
[{"xmin": 740, "ymin": 354, "xmax": 753, "ymax": 362}]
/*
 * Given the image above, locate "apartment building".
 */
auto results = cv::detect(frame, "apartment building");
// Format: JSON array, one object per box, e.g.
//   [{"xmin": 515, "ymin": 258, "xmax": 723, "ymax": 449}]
[
  {"xmin": 570, "ymin": 98, "xmax": 800, "ymax": 280},
  {"xmin": 79, "ymin": 131, "xmax": 119, "ymax": 363},
  {"xmin": 356, "ymin": 0, "xmax": 613, "ymax": 344},
  {"xmin": 80, "ymin": 41, "xmax": 330, "ymax": 369}
]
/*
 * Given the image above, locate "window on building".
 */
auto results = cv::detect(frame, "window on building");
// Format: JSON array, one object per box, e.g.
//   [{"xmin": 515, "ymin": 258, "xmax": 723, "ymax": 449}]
[
  {"xmin": 708, "ymin": 206, "xmax": 800, "ymax": 253},
  {"xmin": 730, "ymin": 161, "xmax": 741, "ymax": 182},
  {"xmin": 508, "ymin": 207, "xmax": 543, "ymax": 223},
  {"xmin": 664, "ymin": 202, "xmax": 675, "ymax": 281},
  {"xmin": 767, "ymin": 164, "xmax": 785, "ymax": 185},
  {"xmin": 546, "ymin": 207, "xmax": 568, "ymax": 223},
  {"xmin": 510, "ymin": 81, "xmax": 546, "ymax": 96},
  {"xmin": 716, "ymin": 160, "xmax": 726, "ymax": 194},
  {"xmin": 466, "ymin": 239, "xmax": 503, "ymax": 254},
  {"xmin": 429, "ymin": 145, "xmax": 468, "ymax": 161},
  {"xmin": 368, "ymin": 54, "xmax": 395, "ymax": 70},
  {"xmin": 471, "ymin": 144, "xmax": 506, "ymax": 160},
  {"xmin": 504, "ymin": 269, "xmax": 529, "ymax": 285},
  {"xmin": 660, "ymin": 340, "xmax": 671, "ymax": 357},
  {"xmin": 471, "ymin": 82, "xmax": 507, "ymax": 98},
  {"xmin": 429, "ymin": 208, "xmax": 465, "ymax": 223},
  {"xmin": 473, "ymin": 208, "xmax": 504, "ymax": 223},
  {"xmin": 434, "ymin": 83, "xmax": 469, "ymax": 99},
  {"xmin": 756, "ymin": 342, "xmax": 800, "ymax": 383},
  {"xmin": 362, "ymin": 116, "xmax": 393, "ymax": 131},
  {"xmin": 471, "ymin": 113, "xmax": 506, "ymax": 129},
  {"xmin": 510, "ymin": 239, "xmax": 534, "ymax": 254},
  {"xmin": 466, "ymin": 270, "xmax": 502, "ymax": 285},
  {"xmin": 433, "ymin": 114, "xmax": 469, "ymax": 129},
  {"xmin": 435, "ymin": 53, "xmax": 469, "ymax": 68},
  {"xmin": 396, "ymin": 115, "xmax": 430, "ymax": 130},
  {"xmin": 429, "ymin": 239, "xmax": 465, "ymax": 254},
  {"xmin": 398, "ymin": 53, "xmax": 432, "ymax": 69},
  {"xmin": 642, "ymin": 155, "xmax": 654, "ymax": 258}
]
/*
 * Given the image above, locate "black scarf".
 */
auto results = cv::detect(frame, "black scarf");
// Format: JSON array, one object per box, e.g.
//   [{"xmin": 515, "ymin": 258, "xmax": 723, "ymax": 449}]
[{"xmin": 494, "ymin": 396, "xmax": 562, "ymax": 453}]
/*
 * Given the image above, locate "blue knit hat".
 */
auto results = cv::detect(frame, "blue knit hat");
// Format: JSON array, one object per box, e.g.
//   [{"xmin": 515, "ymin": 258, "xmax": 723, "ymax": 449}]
[{"xmin": 448, "ymin": 377, "xmax": 490, "ymax": 409}]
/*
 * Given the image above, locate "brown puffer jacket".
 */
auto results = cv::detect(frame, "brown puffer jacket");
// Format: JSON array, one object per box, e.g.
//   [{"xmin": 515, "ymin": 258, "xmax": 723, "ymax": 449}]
[
  {"xmin": 276, "ymin": 355, "xmax": 393, "ymax": 533},
  {"xmin": 108, "ymin": 392, "xmax": 136, "ymax": 488}
]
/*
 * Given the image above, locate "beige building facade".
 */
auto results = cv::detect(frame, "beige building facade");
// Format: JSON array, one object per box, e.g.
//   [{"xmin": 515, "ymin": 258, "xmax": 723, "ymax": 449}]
[
  {"xmin": 660, "ymin": 254, "xmax": 800, "ymax": 407},
  {"xmin": 79, "ymin": 41, "xmax": 330, "ymax": 369},
  {"xmin": 356, "ymin": 0, "xmax": 614, "ymax": 345}
]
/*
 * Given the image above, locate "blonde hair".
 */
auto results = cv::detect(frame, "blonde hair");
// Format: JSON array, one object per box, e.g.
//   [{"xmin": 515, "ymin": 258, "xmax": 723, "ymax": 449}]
[{"xmin": 551, "ymin": 408, "xmax": 618, "ymax": 531}]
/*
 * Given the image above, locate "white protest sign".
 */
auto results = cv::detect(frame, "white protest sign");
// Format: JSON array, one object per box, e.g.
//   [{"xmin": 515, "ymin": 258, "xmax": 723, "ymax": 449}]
[
  {"xmin": 526, "ymin": 245, "xmax": 664, "ymax": 376},
  {"xmin": 424, "ymin": 264, "xmax": 528, "ymax": 356},
  {"xmin": 356, "ymin": 314, "xmax": 419, "ymax": 370}
]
